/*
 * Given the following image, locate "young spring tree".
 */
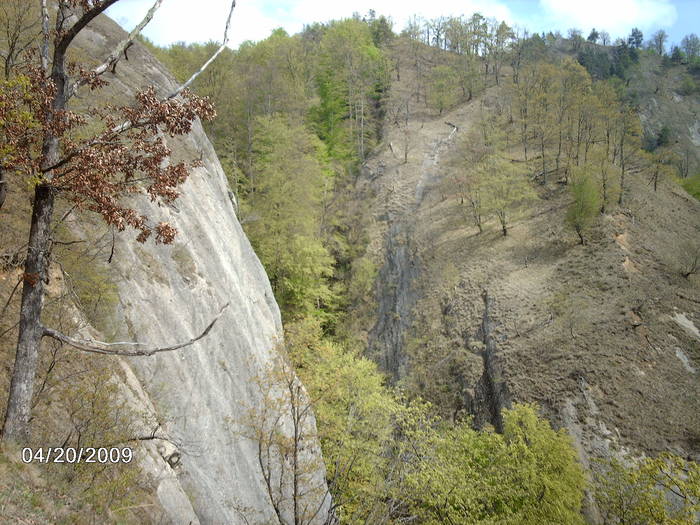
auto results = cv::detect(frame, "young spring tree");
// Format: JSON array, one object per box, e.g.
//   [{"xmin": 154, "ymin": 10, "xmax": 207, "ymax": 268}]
[
  {"xmin": 242, "ymin": 115, "xmax": 336, "ymax": 321},
  {"xmin": 1, "ymin": 0, "xmax": 235, "ymax": 444},
  {"xmin": 649, "ymin": 30, "xmax": 668, "ymax": 55},
  {"xmin": 427, "ymin": 64, "xmax": 459, "ymax": 115},
  {"xmin": 566, "ymin": 167, "xmax": 601, "ymax": 244},
  {"xmin": 235, "ymin": 351, "xmax": 332, "ymax": 525},
  {"xmin": 681, "ymin": 33, "xmax": 700, "ymax": 61},
  {"xmin": 479, "ymin": 153, "xmax": 536, "ymax": 236}
]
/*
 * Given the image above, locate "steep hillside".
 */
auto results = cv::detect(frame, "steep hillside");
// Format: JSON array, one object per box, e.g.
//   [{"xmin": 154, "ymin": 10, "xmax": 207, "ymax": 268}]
[
  {"xmin": 629, "ymin": 53, "xmax": 700, "ymax": 175},
  {"xmin": 356, "ymin": 38, "xmax": 700, "ymax": 467},
  {"xmin": 0, "ymin": 13, "xmax": 329, "ymax": 525}
]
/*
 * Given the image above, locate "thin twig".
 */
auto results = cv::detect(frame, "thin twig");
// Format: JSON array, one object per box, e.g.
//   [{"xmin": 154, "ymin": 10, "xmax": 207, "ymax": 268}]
[
  {"xmin": 0, "ymin": 274, "xmax": 22, "ymax": 317},
  {"xmin": 42, "ymin": 302, "xmax": 230, "ymax": 356}
]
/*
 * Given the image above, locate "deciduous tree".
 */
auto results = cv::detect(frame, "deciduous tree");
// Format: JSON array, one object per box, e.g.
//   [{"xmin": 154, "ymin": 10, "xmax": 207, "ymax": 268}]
[
  {"xmin": 567, "ymin": 167, "xmax": 601, "ymax": 244},
  {"xmin": 1, "ymin": 0, "xmax": 234, "ymax": 445}
]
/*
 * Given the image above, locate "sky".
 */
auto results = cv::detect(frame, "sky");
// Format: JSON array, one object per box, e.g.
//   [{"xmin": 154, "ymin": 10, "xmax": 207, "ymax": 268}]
[{"xmin": 106, "ymin": 0, "xmax": 698, "ymax": 50}]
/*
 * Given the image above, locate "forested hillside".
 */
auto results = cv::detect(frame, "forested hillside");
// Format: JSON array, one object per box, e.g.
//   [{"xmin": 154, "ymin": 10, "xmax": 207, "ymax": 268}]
[
  {"xmin": 0, "ymin": 3, "xmax": 699, "ymax": 524},
  {"xmin": 141, "ymin": 12, "xmax": 700, "ymax": 524}
]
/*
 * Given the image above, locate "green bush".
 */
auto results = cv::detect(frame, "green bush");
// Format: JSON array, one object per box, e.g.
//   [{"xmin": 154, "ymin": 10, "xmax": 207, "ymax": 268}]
[
  {"xmin": 681, "ymin": 173, "xmax": 700, "ymax": 200},
  {"xmin": 404, "ymin": 404, "xmax": 587, "ymax": 524}
]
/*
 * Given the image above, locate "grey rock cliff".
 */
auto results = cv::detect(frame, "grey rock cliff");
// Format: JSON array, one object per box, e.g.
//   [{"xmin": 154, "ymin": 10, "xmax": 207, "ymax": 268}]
[{"xmin": 70, "ymin": 15, "xmax": 329, "ymax": 524}]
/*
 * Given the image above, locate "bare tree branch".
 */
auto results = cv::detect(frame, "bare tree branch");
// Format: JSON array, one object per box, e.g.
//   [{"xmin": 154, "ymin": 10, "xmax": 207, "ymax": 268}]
[
  {"xmin": 67, "ymin": 0, "xmax": 164, "ymax": 99},
  {"xmin": 40, "ymin": 0, "xmax": 49, "ymax": 74},
  {"xmin": 168, "ymin": 0, "xmax": 236, "ymax": 100},
  {"xmin": 42, "ymin": 302, "xmax": 229, "ymax": 356},
  {"xmin": 54, "ymin": 0, "xmax": 122, "ymax": 58},
  {"xmin": 52, "ymin": 0, "xmax": 236, "ymax": 169}
]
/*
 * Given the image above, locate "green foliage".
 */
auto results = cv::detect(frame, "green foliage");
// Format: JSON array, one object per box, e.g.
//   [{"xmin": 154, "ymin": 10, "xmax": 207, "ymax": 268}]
[
  {"xmin": 567, "ymin": 168, "xmax": 601, "ymax": 244},
  {"xmin": 288, "ymin": 318, "xmax": 588, "ymax": 524},
  {"xmin": 242, "ymin": 116, "xmax": 336, "ymax": 322},
  {"xmin": 286, "ymin": 318, "xmax": 403, "ymax": 523},
  {"xmin": 58, "ymin": 238, "xmax": 120, "ymax": 336},
  {"xmin": 427, "ymin": 64, "xmax": 459, "ymax": 115},
  {"xmin": 403, "ymin": 404, "xmax": 587, "ymax": 524},
  {"xmin": 680, "ymin": 173, "xmax": 700, "ymax": 200},
  {"xmin": 478, "ymin": 154, "xmax": 537, "ymax": 236},
  {"xmin": 312, "ymin": 19, "xmax": 389, "ymax": 163},
  {"xmin": 367, "ymin": 13, "xmax": 394, "ymax": 48},
  {"xmin": 612, "ymin": 41, "xmax": 640, "ymax": 79},
  {"xmin": 594, "ymin": 454, "xmax": 700, "ymax": 524},
  {"xmin": 679, "ymin": 74, "xmax": 698, "ymax": 96},
  {"xmin": 0, "ymin": 75, "xmax": 40, "ymax": 161},
  {"xmin": 578, "ymin": 48, "xmax": 612, "ymax": 80}
]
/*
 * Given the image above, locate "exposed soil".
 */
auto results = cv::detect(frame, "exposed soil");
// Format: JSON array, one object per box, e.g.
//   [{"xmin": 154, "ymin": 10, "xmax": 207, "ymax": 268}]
[{"xmin": 356, "ymin": 39, "xmax": 700, "ymax": 463}]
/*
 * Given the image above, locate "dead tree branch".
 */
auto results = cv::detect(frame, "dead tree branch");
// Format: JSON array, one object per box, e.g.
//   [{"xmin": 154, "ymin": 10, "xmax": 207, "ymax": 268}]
[
  {"xmin": 42, "ymin": 302, "xmax": 229, "ymax": 356},
  {"xmin": 67, "ymin": 0, "xmax": 164, "ymax": 99},
  {"xmin": 168, "ymin": 0, "xmax": 236, "ymax": 99}
]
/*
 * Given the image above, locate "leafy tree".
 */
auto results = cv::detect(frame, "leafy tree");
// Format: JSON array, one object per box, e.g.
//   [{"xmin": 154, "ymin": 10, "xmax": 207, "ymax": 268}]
[
  {"xmin": 526, "ymin": 62, "xmax": 558, "ymax": 182},
  {"xmin": 0, "ymin": 1, "xmax": 40, "ymax": 80},
  {"xmin": 368, "ymin": 13, "xmax": 394, "ymax": 48},
  {"xmin": 235, "ymin": 350, "xmax": 332, "ymax": 525},
  {"xmin": 612, "ymin": 40, "xmax": 639, "ymax": 79},
  {"xmin": 479, "ymin": 153, "xmax": 536, "ymax": 236},
  {"xmin": 587, "ymin": 28, "xmax": 600, "ymax": 43},
  {"xmin": 594, "ymin": 454, "xmax": 700, "ymax": 524},
  {"xmin": 642, "ymin": 148, "xmax": 676, "ymax": 192},
  {"xmin": 404, "ymin": 404, "xmax": 587, "ymax": 524},
  {"xmin": 628, "ymin": 27, "xmax": 644, "ymax": 48},
  {"xmin": 587, "ymin": 145, "xmax": 620, "ymax": 213},
  {"xmin": 452, "ymin": 128, "xmax": 489, "ymax": 233},
  {"xmin": 671, "ymin": 45, "xmax": 685, "ymax": 64},
  {"xmin": 613, "ymin": 107, "xmax": 642, "ymax": 205},
  {"xmin": 578, "ymin": 48, "xmax": 612, "ymax": 79},
  {"xmin": 649, "ymin": 29, "xmax": 668, "ymax": 55},
  {"xmin": 486, "ymin": 20, "xmax": 514, "ymax": 85},
  {"xmin": 286, "ymin": 318, "xmax": 404, "ymax": 524},
  {"xmin": 0, "ymin": 0, "xmax": 232, "ymax": 444},
  {"xmin": 0, "ymin": 75, "xmax": 39, "ymax": 210},
  {"xmin": 568, "ymin": 28, "xmax": 584, "ymax": 50},
  {"xmin": 681, "ymin": 33, "xmax": 700, "ymax": 60},
  {"xmin": 243, "ymin": 116, "xmax": 336, "ymax": 321},
  {"xmin": 313, "ymin": 19, "xmax": 388, "ymax": 163},
  {"xmin": 427, "ymin": 64, "xmax": 459, "ymax": 115},
  {"xmin": 455, "ymin": 52, "xmax": 482, "ymax": 101},
  {"xmin": 566, "ymin": 168, "xmax": 601, "ymax": 244}
]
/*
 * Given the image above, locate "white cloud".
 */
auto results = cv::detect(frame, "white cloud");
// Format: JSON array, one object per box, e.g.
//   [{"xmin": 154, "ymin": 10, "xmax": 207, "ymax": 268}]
[
  {"xmin": 539, "ymin": 0, "xmax": 677, "ymax": 37},
  {"xmin": 107, "ymin": 0, "xmax": 514, "ymax": 47}
]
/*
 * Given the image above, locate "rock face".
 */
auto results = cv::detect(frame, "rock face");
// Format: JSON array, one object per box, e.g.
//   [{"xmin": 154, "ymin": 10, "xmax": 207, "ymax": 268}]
[{"xmin": 70, "ymin": 15, "xmax": 329, "ymax": 525}]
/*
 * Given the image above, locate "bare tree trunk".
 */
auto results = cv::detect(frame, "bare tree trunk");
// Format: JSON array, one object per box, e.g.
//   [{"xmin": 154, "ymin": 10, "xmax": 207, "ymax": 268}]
[
  {"xmin": 540, "ymin": 133, "xmax": 546, "ymax": 184},
  {"xmin": 618, "ymin": 132, "xmax": 626, "ymax": 205},
  {"xmin": 0, "ymin": 168, "xmax": 7, "ymax": 210},
  {"xmin": 2, "ymin": 3, "xmax": 66, "ymax": 439},
  {"xmin": 2, "ymin": 0, "xmax": 234, "ymax": 444},
  {"xmin": 2, "ymin": 184, "xmax": 54, "ymax": 442}
]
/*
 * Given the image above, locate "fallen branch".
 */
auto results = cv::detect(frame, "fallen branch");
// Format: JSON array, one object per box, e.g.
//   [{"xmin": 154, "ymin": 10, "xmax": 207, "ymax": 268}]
[{"xmin": 42, "ymin": 302, "xmax": 229, "ymax": 356}]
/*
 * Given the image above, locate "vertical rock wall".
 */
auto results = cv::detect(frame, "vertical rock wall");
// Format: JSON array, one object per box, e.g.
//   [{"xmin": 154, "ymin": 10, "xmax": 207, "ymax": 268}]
[{"xmin": 70, "ymin": 16, "xmax": 329, "ymax": 524}]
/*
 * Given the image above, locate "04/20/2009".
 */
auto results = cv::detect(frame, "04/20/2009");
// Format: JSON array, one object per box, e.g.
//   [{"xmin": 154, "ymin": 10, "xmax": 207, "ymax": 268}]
[{"xmin": 21, "ymin": 447, "xmax": 133, "ymax": 464}]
